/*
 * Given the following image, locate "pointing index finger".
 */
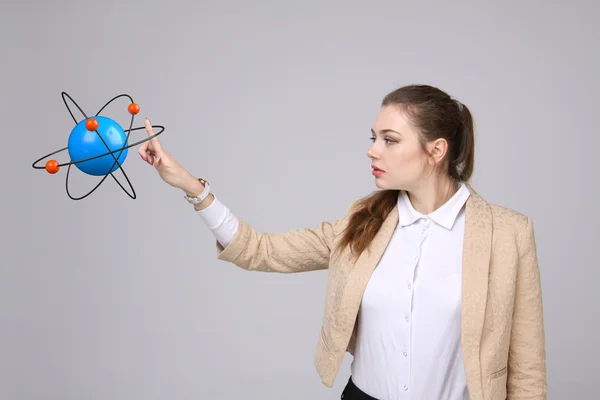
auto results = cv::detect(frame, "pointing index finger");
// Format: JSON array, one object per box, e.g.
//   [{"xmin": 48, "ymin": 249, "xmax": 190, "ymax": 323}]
[
  {"xmin": 144, "ymin": 118, "xmax": 154, "ymax": 136},
  {"xmin": 145, "ymin": 118, "xmax": 162, "ymax": 148}
]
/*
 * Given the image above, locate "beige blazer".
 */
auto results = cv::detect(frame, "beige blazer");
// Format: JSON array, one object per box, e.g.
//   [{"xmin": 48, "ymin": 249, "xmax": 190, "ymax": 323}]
[{"xmin": 215, "ymin": 184, "xmax": 547, "ymax": 400}]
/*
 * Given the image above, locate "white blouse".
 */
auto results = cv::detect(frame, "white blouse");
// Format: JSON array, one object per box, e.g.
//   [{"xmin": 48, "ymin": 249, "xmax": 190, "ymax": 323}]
[{"xmin": 196, "ymin": 183, "xmax": 472, "ymax": 400}]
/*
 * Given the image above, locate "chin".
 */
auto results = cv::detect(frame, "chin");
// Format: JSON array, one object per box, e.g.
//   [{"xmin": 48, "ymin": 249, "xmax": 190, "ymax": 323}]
[
  {"xmin": 374, "ymin": 177, "xmax": 407, "ymax": 191},
  {"xmin": 374, "ymin": 178, "xmax": 392, "ymax": 190}
]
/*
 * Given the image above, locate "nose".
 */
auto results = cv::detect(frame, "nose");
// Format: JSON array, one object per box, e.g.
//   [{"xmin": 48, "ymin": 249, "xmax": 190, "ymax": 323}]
[{"xmin": 366, "ymin": 145, "xmax": 380, "ymax": 160}]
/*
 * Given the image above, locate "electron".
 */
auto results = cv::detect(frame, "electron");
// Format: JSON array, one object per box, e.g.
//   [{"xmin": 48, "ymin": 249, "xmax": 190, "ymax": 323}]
[
  {"xmin": 128, "ymin": 103, "xmax": 140, "ymax": 115},
  {"xmin": 85, "ymin": 117, "xmax": 99, "ymax": 131},
  {"xmin": 45, "ymin": 159, "xmax": 60, "ymax": 174}
]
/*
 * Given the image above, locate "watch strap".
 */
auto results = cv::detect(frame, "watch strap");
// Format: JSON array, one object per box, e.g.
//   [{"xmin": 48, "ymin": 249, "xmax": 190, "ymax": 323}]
[{"xmin": 184, "ymin": 178, "xmax": 211, "ymax": 205}]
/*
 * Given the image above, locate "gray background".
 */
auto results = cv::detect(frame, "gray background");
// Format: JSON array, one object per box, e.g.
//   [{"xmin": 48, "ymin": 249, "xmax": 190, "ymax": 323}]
[{"xmin": 1, "ymin": 1, "xmax": 598, "ymax": 399}]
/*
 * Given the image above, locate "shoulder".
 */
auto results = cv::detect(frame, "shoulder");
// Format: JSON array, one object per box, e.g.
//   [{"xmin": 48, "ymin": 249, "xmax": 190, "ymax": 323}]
[
  {"xmin": 332, "ymin": 198, "xmax": 362, "ymax": 230},
  {"xmin": 486, "ymin": 202, "xmax": 533, "ymax": 246},
  {"xmin": 489, "ymin": 203, "xmax": 529, "ymax": 227},
  {"xmin": 345, "ymin": 197, "xmax": 364, "ymax": 214},
  {"xmin": 468, "ymin": 185, "xmax": 532, "ymax": 243},
  {"xmin": 329, "ymin": 194, "xmax": 375, "ymax": 234}
]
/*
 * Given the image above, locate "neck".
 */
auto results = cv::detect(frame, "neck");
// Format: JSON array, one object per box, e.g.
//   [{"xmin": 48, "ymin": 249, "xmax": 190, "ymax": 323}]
[{"xmin": 407, "ymin": 177, "xmax": 458, "ymax": 215}]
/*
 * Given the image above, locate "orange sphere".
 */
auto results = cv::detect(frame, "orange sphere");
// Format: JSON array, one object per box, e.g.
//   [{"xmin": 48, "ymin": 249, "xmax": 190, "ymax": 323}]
[
  {"xmin": 128, "ymin": 103, "xmax": 140, "ymax": 115},
  {"xmin": 85, "ymin": 117, "xmax": 99, "ymax": 131},
  {"xmin": 45, "ymin": 160, "xmax": 60, "ymax": 174}
]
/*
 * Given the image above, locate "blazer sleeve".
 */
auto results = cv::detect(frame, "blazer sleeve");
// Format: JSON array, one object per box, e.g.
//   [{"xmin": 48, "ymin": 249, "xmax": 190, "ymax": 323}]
[
  {"xmin": 214, "ymin": 209, "xmax": 351, "ymax": 273},
  {"xmin": 507, "ymin": 217, "xmax": 548, "ymax": 399}
]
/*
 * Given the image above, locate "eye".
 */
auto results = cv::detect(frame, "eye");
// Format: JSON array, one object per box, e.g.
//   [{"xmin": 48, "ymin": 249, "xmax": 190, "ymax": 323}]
[{"xmin": 370, "ymin": 136, "xmax": 396, "ymax": 145}]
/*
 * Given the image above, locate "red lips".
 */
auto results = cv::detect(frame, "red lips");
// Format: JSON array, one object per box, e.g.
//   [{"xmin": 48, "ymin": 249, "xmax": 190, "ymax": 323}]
[{"xmin": 371, "ymin": 164, "xmax": 385, "ymax": 177}]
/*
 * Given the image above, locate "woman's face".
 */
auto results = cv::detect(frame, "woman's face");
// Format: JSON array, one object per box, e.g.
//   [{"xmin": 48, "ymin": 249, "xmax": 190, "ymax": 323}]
[{"xmin": 367, "ymin": 105, "xmax": 444, "ymax": 191}]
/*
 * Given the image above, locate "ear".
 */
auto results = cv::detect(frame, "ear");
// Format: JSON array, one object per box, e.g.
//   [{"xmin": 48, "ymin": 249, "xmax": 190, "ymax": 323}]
[{"xmin": 427, "ymin": 138, "xmax": 449, "ymax": 165}]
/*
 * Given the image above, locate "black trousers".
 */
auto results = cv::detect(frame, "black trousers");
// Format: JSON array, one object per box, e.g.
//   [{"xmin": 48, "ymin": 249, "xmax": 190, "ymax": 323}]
[{"xmin": 341, "ymin": 376, "xmax": 378, "ymax": 400}]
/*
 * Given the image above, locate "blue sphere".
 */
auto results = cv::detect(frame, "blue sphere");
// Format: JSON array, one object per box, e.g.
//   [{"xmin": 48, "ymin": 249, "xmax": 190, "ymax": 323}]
[{"xmin": 68, "ymin": 116, "xmax": 129, "ymax": 176}]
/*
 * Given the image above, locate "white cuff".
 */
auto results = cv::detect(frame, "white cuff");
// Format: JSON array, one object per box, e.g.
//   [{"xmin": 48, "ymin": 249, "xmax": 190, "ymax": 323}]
[{"xmin": 196, "ymin": 195, "xmax": 239, "ymax": 247}]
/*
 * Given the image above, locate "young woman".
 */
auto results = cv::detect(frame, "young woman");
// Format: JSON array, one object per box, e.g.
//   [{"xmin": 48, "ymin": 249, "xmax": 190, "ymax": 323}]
[{"xmin": 139, "ymin": 84, "xmax": 547, "ymax": 400}]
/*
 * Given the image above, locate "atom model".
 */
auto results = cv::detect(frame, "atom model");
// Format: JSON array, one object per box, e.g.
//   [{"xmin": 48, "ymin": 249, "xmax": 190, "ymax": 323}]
[{"xmin": 32, "ymin": 92, "xmax": 164, "ymax": 200}]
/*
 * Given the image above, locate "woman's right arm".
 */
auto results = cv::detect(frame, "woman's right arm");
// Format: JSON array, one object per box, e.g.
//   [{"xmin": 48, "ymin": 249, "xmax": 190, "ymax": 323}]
[
  {"xmin": 192, "ymin": 181, "xmax": 344, "ymax": 273},
  {"xmin": 140, "ymin": 119, "xmax": 346, "ymax": 273}
]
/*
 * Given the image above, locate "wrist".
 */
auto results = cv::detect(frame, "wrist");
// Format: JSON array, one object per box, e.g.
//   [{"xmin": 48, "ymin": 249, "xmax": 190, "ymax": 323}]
[
  {"xmin": 181, "ymin": 174, "xmax": 204, "ymax": 196},
  {"xmin": 194, "ymin": 192, "xmax": 214, "ymax": 211},
  {"xmin": 181, "ymin": 175, "xmax": 215, "ymax": 210}
]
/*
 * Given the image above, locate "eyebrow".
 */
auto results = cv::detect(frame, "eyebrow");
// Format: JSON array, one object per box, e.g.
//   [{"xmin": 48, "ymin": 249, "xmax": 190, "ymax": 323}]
[{"xmin": 371, "ymin": 128, "xmax": 402, "ymax": 136}]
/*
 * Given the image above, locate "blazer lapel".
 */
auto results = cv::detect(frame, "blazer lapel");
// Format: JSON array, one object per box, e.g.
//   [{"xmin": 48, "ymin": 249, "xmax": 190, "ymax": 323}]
[
  {"xmin": 461, "ymin": 185, "xmax": 493, "ymax": 400},
  {"xmin": 336, "ymin": 204, "xmax": 399, "ymax": 346},
  {"xmin": 352, "ymin": 203, "xmax": 399, "ymax": 284}
]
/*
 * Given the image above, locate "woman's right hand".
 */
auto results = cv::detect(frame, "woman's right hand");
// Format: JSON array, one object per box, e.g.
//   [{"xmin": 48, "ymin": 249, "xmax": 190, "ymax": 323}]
[{"xmin": 138, "ymin": 118, "xmax": 199, "ymax": 193}]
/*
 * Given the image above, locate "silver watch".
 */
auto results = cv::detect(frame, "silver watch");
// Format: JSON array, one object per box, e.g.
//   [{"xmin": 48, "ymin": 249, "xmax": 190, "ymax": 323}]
[{"xmin": 184, "ymin": 178, "xmax": 211, "ymax": 205}]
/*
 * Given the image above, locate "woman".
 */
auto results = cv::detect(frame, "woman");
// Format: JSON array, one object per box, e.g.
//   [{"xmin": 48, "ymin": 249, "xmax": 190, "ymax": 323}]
[{"xmin": 139, "ymin": 84, "xmax": 547, "ymax": 400}]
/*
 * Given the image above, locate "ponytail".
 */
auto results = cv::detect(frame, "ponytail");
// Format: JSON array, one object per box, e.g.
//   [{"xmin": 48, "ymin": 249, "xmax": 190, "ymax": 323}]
[{"xmin": 448, "ymin": 102, "xmax": 475, "ymax": 182}]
